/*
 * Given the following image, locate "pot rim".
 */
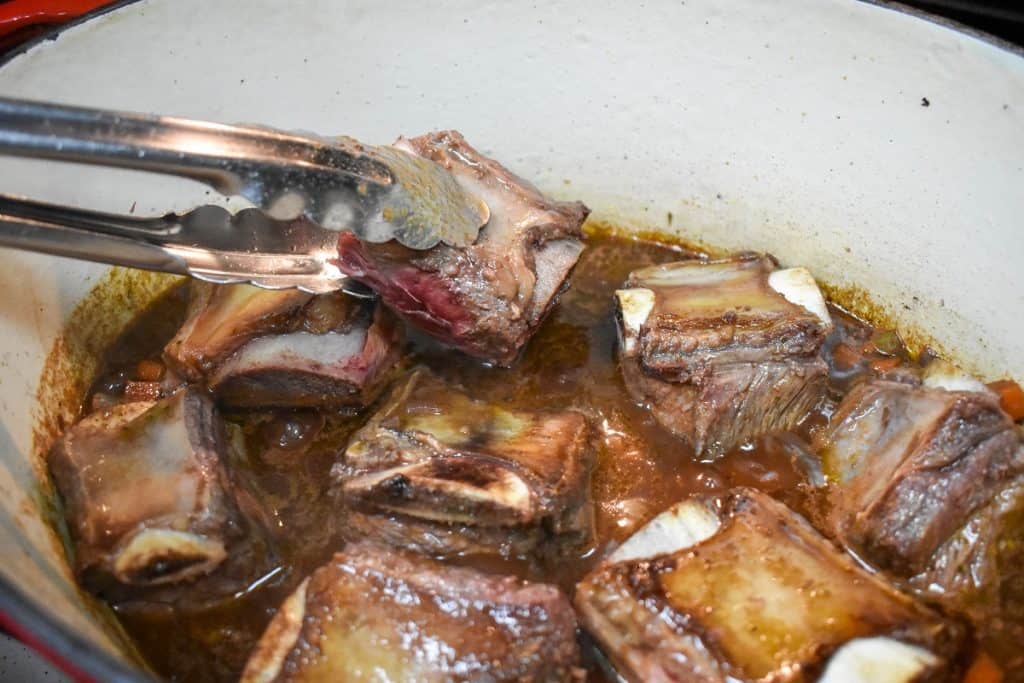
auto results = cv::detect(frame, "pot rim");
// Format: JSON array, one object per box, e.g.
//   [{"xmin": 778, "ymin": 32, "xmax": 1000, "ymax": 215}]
[
  {"xmin": 0, "ymin": 572, "xmax": 148, "ymax": 682},
  {"xmin": 3, "ymin": 0, "xmax": 1022, "ymax": 67}
]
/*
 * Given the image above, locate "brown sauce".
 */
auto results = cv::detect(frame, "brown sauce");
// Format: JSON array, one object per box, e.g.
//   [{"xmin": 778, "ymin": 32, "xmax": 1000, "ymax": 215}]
[{"xmin": 82, "ymin": 233, "xmax": 987, "ymax": 682}]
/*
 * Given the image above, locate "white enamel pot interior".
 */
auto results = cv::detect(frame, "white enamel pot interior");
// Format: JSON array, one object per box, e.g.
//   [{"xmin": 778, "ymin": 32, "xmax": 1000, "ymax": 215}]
[{"xmin": 0, "ymin": 0, "xmax": 1021, "ymax": 679}]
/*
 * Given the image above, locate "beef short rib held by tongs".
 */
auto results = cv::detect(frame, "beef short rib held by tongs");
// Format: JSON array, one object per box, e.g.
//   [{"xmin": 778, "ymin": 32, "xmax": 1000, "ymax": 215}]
[{"xmin": 0, "ymin": 97, "xmax": 489, "ymax": 292}]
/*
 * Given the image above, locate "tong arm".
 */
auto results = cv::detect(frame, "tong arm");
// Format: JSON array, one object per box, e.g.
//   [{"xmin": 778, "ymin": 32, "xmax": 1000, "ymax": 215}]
[
  {"xmin": 0, "ymin": 97, "xmax": 488, "ymax": 250},
  {"xmin": 0, "ymin": 194, "xmax": 346, "ymax": 293}
]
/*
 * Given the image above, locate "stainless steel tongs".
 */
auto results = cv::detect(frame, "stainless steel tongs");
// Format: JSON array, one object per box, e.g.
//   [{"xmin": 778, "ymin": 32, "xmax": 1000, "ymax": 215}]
[{"xmin": 0, "ymin": 98, "xmax": 490, "ymax": 293}]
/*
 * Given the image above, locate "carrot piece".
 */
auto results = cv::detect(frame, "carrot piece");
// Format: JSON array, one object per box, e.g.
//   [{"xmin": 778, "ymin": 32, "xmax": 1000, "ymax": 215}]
[
  {"xmin": 988, "ymin": 379, "xmax": 1024, "ymax": 422},
  {"xmin": 870, "ymin": 357, "xmax": 902, "ymax": 373},
  {"xmin": 123, "ymin": 381, "xmax": 162, "ymax": 402},
  {"xmin": 135, "ymin": 359, "xmax": 165, "ymax": 382},
  {"xmin": 964, "ymin": 652, "xmax": 1003, "ymax": 683},
  {"xmin": 831, "ymin": 343, "xmax": 862, "ymax": 369}
]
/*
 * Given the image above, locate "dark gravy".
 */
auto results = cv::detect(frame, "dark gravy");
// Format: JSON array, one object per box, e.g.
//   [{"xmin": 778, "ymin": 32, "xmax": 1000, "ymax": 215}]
[{"xmin": 85, "ymin": 232, "xmax": 987, "ymax": 682}]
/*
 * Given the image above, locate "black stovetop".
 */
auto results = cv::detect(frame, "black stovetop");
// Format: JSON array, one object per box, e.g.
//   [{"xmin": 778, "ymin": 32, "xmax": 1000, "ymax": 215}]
[{"xmin": 900, "ymin": 0, "xmax": 1024, "ymax": 47}]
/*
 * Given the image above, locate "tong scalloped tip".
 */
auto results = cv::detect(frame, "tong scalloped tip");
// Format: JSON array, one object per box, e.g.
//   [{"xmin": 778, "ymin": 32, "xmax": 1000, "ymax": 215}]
[{"xmin": 0, "ymin": 97, "xmax": 490, "ymax": 293}]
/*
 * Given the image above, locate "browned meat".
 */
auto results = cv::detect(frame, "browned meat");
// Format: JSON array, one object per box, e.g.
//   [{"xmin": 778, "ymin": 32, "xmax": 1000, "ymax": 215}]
[
  {"xmin": 615, "ymin": 256, "xmax": 832, "ymax": 456},
  {"xmin": 165, "ymin": 283, "xmax": 402, "ymax": 410},
  {"xmin": 164, "ymin": 282, "xmax": 312, "ymax": 380},
  {"xmin": 334, "ymin": 131, "xmax": 589, "ymax": 366},
  {"xmin": 48, "ymin": 388, "xmax": 271, "ymax": 607},
  {"xmin": 817, "ymin": 375, "xmax": 1024, "ymax": 658},
  {"xmin": 240, "ymin": 541, "xmax": 582, "ymax": 683},
  {"xmin": 210, "ymin": 293, "xmax": 403, "ymax": 409},
  {"xmin": 330, "ymin": 369, "xmax": 594, "ymax": 557},
  {"xmin": 575, "ymin": 488, "xmax": 967, "ymax": 683}
]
